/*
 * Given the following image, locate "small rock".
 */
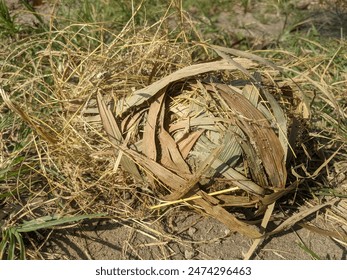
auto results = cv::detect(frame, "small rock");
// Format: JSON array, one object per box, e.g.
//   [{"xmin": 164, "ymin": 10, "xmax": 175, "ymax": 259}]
[
  {"xmin": 188, "ymin": 227, "xmax": 197, "ymax": 237},
  {"xmin": 292, "ymin": 0, "xmax": 314, "ymax": 10},
  {"xmin": 184, "ymin": 249, "xmax": 195, "ymax": 260}
]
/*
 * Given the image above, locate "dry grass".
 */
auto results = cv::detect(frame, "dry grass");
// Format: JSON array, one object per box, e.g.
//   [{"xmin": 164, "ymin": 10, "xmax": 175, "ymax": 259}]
[{"xmin": 0, "ymin": 1, "xmax": 346, "ymax": 259}]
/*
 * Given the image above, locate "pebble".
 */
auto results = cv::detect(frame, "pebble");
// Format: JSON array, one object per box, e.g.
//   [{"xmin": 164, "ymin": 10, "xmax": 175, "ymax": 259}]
[
  {"xmin": 188, "ymin": 227, "xmax": 197, "ymax": 237},
  {"xmin": 184, "ymin": 249, "xmax": 195, "ymax": 259}
]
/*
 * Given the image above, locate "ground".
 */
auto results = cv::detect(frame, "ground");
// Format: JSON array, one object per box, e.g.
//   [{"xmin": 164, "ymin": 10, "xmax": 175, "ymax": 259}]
[
  {"xmin": 40, "ymin": 211, "xmax": 346, "ymax": 260},
  {"xmin": 1, "ymin": 0, "xmax": 346, "ymax": 260}
]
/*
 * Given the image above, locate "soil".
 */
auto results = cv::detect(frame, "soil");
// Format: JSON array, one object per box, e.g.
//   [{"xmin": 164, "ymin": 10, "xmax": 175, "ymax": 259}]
[
  {"xmin": 40, "ymin": 211, "xmax": 346, "ymax": 260},
  {"xmin": 3, "ymin": 0, "xmax": 347, "ymax": 260}
]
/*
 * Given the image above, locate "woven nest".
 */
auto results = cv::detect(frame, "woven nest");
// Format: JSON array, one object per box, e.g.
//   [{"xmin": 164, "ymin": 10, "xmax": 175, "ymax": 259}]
[{"xmin": 97, "ymin": 44, "xmax": 306, "ymax": 239}]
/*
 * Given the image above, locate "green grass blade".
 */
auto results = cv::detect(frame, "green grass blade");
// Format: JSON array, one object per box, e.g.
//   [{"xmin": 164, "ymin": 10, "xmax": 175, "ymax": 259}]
[
  {"xmin": 0, "ymin": 0, "xmax": 18, "ymax": 35},
  {"xmin": 7, "ymin": 229, "xmax": 16, "ymax": 259},
  {"xmin": 13, "ymin": 230, "xmax": 26, "ymax": 260},
  {"xmin": 0, "ymin": 229, "xmax": 10, "ymax": 259},
  {"xmin": 16, "ymin": 213, "xmax": 107, "ymax": 233},
  {"xmin": 297, "ymin": 242, "xmax": 322, "ymax": 260}
]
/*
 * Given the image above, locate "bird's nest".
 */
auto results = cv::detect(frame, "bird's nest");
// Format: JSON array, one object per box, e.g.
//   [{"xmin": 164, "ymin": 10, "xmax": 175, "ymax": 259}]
[{"xmin": 95, "ymin": 43, "xmax": 308, "ymax": 239}]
